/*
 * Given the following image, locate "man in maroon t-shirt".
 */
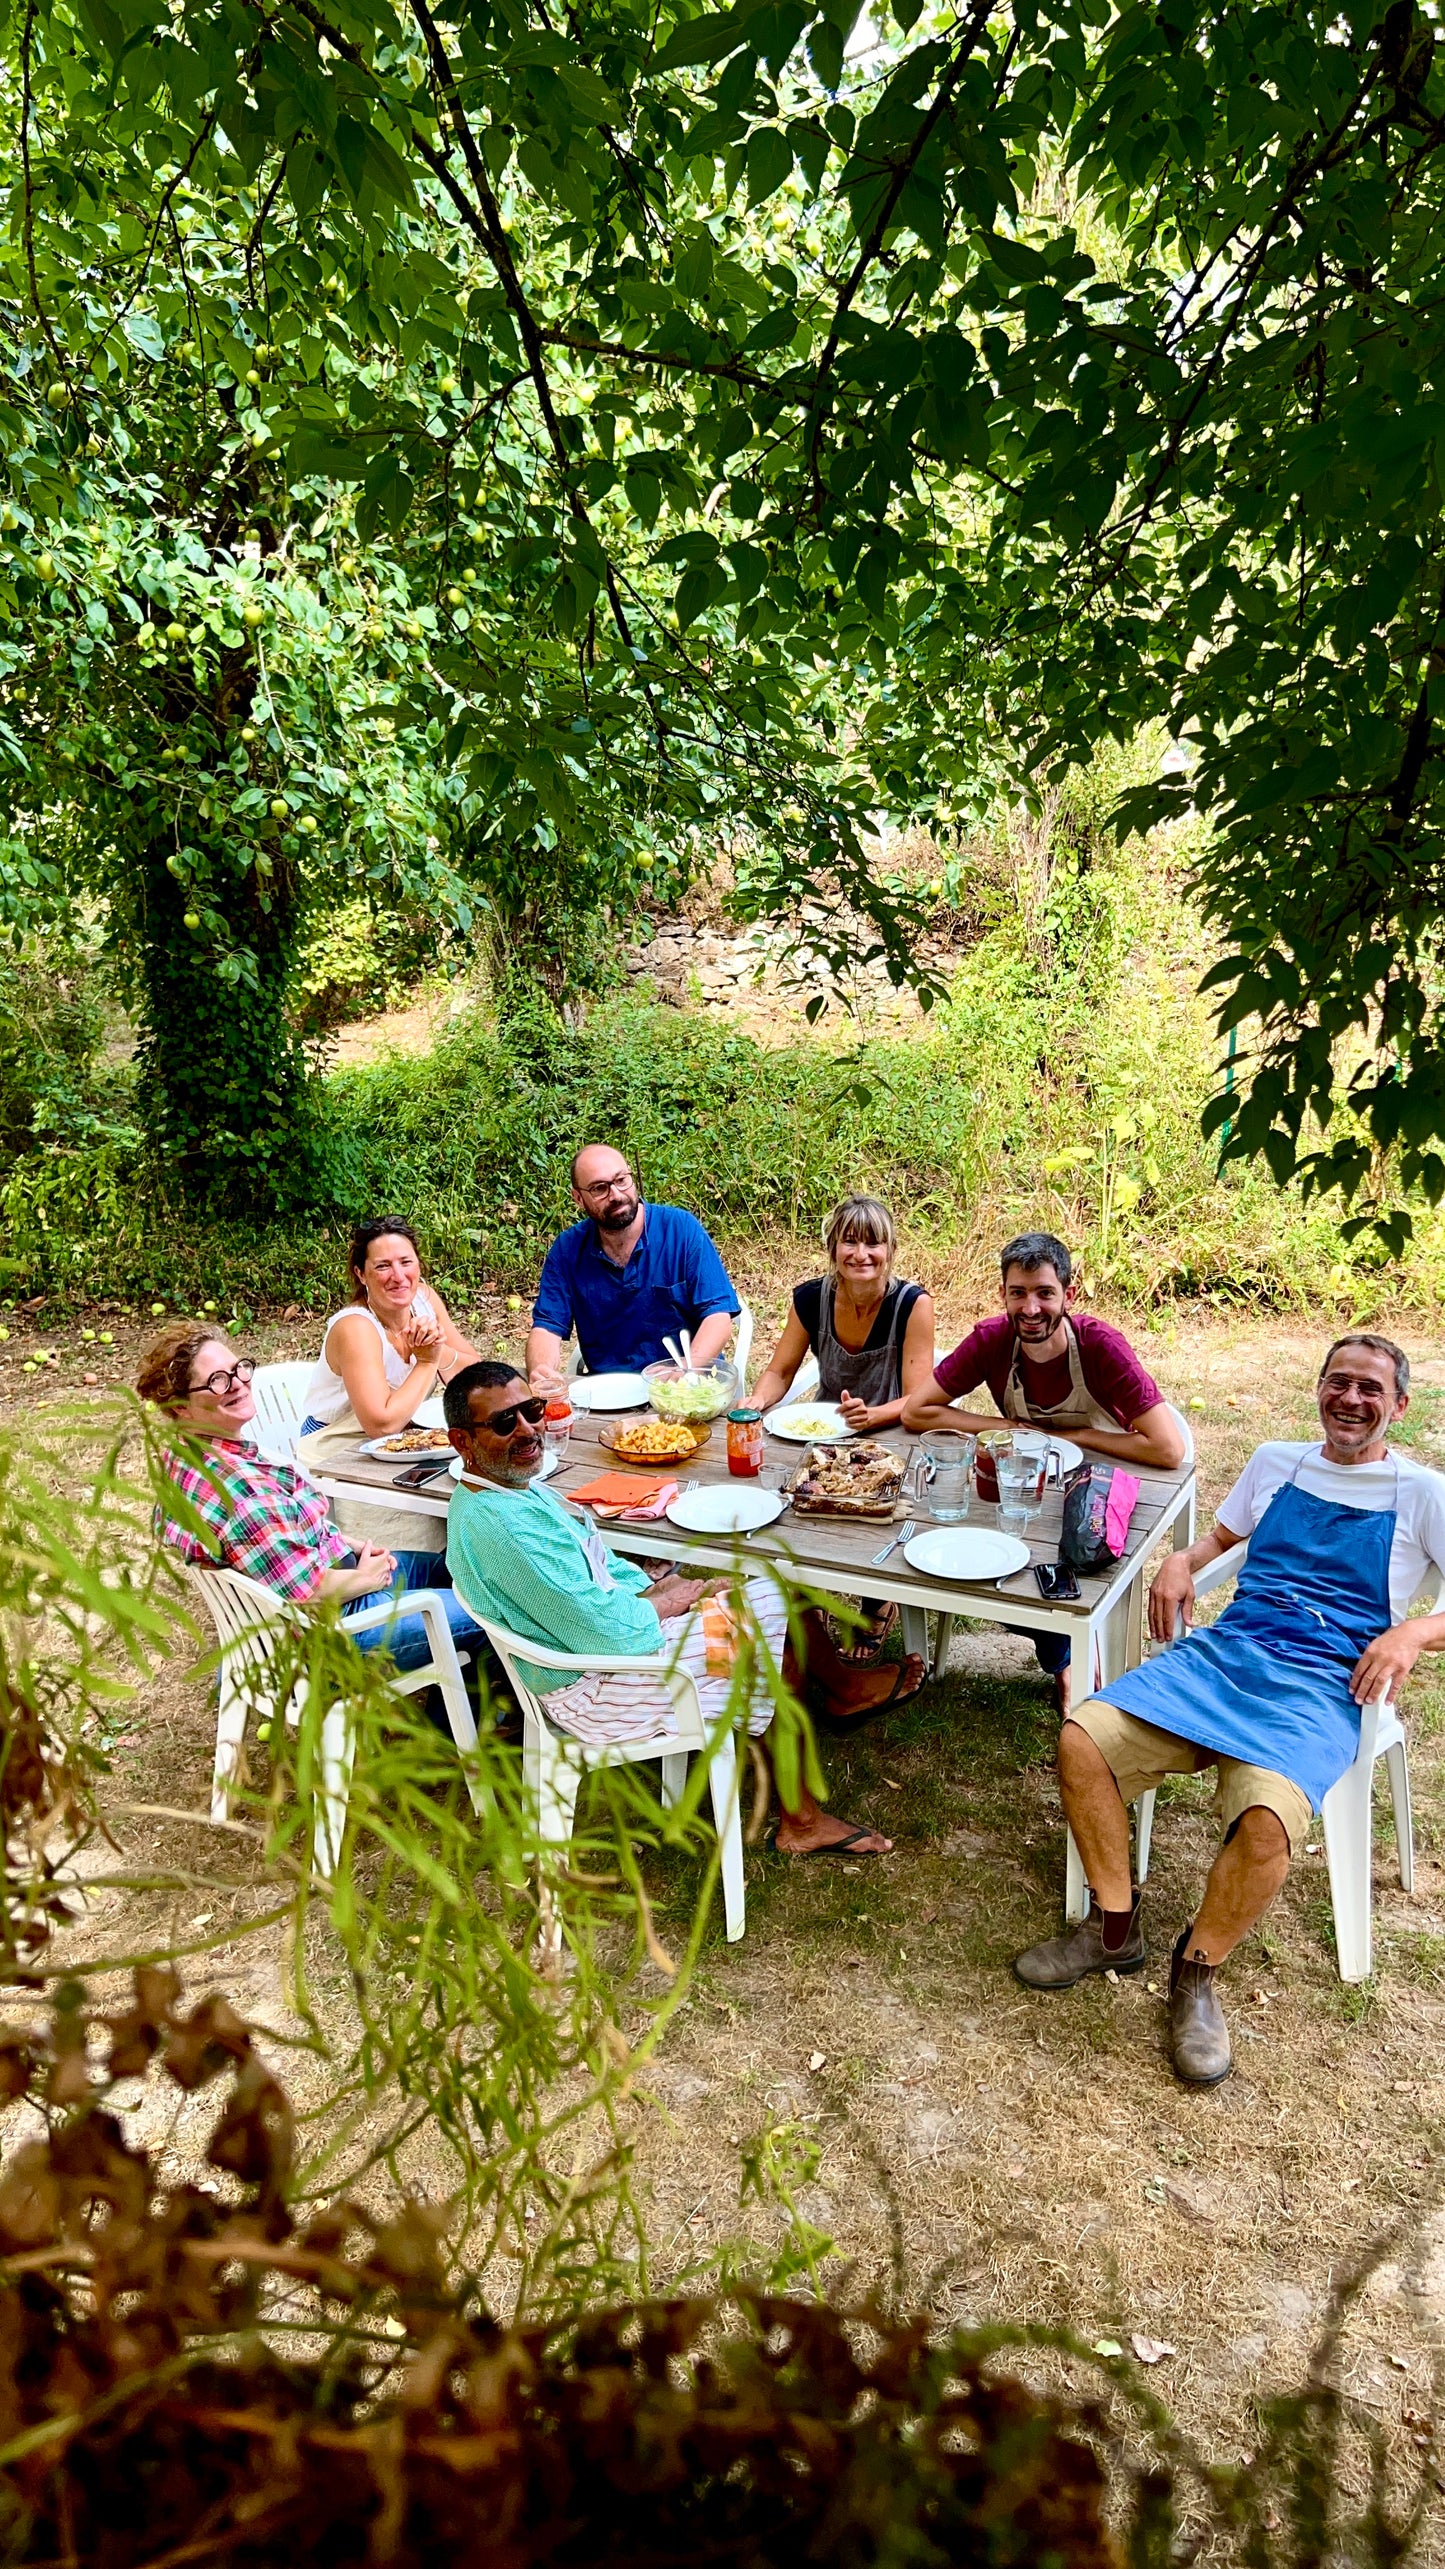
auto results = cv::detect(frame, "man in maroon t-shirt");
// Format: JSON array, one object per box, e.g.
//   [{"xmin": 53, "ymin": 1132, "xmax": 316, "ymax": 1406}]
[{"xmin": 902, "ymin": 1232, "xmax": 1184, "ymax": 1707}]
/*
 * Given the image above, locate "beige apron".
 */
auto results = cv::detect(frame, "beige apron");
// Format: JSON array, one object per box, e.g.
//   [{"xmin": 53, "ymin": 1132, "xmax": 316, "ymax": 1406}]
[{"xmin": 1001, "ymin": 1320, "xmax": 1119, "ymax": 1435}]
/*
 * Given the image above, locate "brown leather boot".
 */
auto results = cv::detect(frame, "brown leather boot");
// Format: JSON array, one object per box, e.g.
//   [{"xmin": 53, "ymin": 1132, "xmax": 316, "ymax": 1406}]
[
  {"xmin": 1014, "ymin": 1896, "xmax": 1145, "ymax": 1989},
  {"xmin": 1168, "ymin": 1928, "xmax": 1232, "ymax": 2084}
]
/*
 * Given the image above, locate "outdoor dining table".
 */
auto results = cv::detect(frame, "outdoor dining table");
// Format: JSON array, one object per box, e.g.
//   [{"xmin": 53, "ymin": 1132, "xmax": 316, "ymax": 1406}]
[{"xmin": 315, "ymin": 1417, "xmax": 1199, "ymax": 1696}]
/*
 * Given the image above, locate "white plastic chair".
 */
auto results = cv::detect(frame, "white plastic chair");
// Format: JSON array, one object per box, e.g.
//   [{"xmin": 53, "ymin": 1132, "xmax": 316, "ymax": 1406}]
[
  {"xmin": 461, "ymin": 1603, "xmax": 746, "ymax": 1943},
  {"xmin": 248, "ymin": 1361, "xmax": 315, "ymax": 1465},
  {"xmin": 188, "ymin": 1564, "xmax": 481, "ymax": 1870},
  {"xmin": 733, "ymin": 1299, "xmax": 755, "ymax": 1387},
  {"xmin": 1063, "ymin": 1541, "xmax": 1420, "ymax": 1981}
]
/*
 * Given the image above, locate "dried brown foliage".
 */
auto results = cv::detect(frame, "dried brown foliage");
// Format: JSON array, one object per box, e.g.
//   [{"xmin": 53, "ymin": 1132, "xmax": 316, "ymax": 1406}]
[
  {"xmin": 0, "ymin": 1976, "xmax": 1125, "ymax": 2569},
  {"xmin": 0, "ymin": 1682, "xmax": 94, "ymax": 1986}
]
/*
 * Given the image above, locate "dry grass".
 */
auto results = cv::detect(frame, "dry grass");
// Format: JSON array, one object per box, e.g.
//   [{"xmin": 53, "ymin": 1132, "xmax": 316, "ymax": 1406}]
[{"xmin": 11, "ymin": 1298, "xmax": 1445, "ymax": 2517}]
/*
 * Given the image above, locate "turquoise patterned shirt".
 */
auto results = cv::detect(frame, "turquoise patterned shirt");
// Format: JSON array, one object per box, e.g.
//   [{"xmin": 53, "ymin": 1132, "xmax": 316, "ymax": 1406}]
[{"xmin": 446, "ymin": 1477, "xmax": 661, "ymax": 1693}]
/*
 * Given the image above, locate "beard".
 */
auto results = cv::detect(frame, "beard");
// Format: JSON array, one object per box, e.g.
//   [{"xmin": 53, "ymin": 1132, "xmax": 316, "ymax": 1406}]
[
  {"xmin": 595, "ymin": 1189, "xmax": 640, "ymax": 1231},
  {"xmin": 493, "ymin": 1460, "xmax": 540, "ymax": 1486}
]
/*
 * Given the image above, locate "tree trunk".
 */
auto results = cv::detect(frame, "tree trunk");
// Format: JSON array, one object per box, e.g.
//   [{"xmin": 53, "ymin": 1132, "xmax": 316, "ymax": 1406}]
[{"xmin": 131, "ymin": 834, "xmax": 317, "ymax": 1210}]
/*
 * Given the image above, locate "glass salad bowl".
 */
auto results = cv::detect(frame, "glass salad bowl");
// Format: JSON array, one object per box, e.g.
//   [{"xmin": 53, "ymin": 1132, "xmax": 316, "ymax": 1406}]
[{"xmin": 642, "ymin": 1357, "xmax": 741, "ymax": 1424}]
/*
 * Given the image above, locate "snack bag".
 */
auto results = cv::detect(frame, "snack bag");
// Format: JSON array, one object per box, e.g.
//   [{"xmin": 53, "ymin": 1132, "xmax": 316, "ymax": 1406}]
[{"xmin": 1060, "ymin": 1460, "xmax": 1140, "ymax": 1574}]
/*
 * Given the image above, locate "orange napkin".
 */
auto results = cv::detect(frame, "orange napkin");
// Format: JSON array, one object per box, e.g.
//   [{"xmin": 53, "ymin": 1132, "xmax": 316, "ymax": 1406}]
[{"xmin": 569, "ymin": 1471, "xmax": 671, "ymax": 1508}]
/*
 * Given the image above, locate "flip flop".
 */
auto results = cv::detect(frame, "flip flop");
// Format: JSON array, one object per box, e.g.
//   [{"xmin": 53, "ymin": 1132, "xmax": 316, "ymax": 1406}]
[
  {"xmin": 767, "ymin": 1821, "xmax": 893, "ymax": 1859},
  {"xmin": 809, "ymin": 1656, "xmax": 927, "ymax": 1730}
]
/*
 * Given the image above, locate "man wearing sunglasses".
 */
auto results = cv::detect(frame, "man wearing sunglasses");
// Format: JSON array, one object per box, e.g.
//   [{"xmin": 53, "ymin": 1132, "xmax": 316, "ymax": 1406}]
[
  {"xmin": 443, "ymin": 1362, "xmax": 898, "ymax": 1855},
  {"xmin": 1015, "ymin": 1335, "xmax": 1445, "ymax": 2086},
  {"xmin": 527, "ymin": 1145, "xmax": 739, "ymax": 1391}
]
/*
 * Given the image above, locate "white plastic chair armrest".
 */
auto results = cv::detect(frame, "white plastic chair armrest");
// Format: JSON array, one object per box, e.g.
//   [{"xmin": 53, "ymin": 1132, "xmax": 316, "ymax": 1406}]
[
  {"xmin": 1191, "ymin": 1545, "xmax": 1245, "ymax": 1602},
  {"xmin": 340, "ymin": 1586, "xmax": 453, "ymax": 1646},
  {"xmin": 491, "ymin": 1639, "xmax": 679, "ymax": 1677}
]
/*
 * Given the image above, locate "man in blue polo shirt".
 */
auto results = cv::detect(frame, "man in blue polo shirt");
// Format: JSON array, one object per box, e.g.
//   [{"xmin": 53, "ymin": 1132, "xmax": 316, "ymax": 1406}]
[{"xmin": 526, "ymin": 1144, "xmax": 740, "ymax": 1386}]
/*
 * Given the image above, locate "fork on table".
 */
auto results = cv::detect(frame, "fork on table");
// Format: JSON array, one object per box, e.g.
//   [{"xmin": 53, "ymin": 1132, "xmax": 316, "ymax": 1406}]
[{"xmin": 870, "ymin": 1518, "xmax": 917, "ymax": 1567}]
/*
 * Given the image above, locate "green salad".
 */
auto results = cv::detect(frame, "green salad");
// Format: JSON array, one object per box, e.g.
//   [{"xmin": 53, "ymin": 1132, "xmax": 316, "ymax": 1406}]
[{"xmin": 649, "ymin": 1371, "xmax": 733, "ymax": 1421}]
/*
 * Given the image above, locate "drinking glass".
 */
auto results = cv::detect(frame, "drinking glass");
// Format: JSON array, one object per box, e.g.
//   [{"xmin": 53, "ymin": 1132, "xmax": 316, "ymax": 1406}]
[{"xmin": 995, "ymin": 1452, "xmax": 1033, "ymax": 1532}]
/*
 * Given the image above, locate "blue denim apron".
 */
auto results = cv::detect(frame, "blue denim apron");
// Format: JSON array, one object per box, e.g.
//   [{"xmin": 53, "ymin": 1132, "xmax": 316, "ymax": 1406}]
[{"xmin": 1095, "ymin": 1453, "xmax": 1397, "ymax": 1811}]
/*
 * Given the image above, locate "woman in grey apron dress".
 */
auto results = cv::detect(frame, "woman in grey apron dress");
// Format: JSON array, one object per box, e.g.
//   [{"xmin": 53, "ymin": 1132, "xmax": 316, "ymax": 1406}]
[
  {"xmin": 752, "ymin": 1195, "xmax": 935, "ymax": 1665},
  {"xmin": 751, "ymin": 1194, "xmax": 935, "ymax": 1432}
]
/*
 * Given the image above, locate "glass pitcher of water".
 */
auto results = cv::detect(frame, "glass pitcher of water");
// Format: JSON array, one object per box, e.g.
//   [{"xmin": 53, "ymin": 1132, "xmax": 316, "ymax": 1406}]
[{"xmin": 909, "ymin": 1435, "xmax": 975, "ymax": 1523}]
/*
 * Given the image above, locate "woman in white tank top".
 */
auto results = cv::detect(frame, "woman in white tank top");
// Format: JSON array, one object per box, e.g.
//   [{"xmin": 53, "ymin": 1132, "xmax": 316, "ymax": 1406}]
[{"xmin": 298, "ymin": 1218, "xmax": 479, "ymax": 1548}]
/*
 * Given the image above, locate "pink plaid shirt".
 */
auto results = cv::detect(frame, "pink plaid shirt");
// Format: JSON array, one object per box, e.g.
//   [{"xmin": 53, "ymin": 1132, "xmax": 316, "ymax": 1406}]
[{"xmin": 158, "ymin": 1440, "xmax": 350, "ymax": 1604}]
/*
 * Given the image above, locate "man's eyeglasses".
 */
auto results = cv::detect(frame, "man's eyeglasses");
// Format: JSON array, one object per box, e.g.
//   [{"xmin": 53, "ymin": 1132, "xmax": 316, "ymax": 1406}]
[
  {"xmin": 187, "ymin": 1358, "xmax": 256, "ymax": 1398},
  {"xmin": 484, "ymin": 1395, "xmax": 548, "ymax": 1437},
  {"xmin": 578, "ymin": 1173, "xmax": 633, "ymax": 1199}
]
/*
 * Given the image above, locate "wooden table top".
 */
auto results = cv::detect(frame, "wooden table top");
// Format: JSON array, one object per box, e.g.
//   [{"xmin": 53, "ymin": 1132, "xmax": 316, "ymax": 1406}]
[{"xmin": 320, "ymin": 1415, "xmax": 1197, "ymax": 1633}]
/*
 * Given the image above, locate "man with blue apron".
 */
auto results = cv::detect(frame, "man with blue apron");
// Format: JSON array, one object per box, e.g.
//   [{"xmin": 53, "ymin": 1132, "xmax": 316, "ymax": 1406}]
[{"xmin": 1015, "ymin": 1335, "xmax": 1445, "ymax": 2085}]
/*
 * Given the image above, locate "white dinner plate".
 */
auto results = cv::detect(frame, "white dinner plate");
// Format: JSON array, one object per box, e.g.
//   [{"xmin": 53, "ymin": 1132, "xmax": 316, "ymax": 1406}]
[
  {"xmin": 763, "ymin": 1401, "xmax": 856, "ymax": 1442},
  {"xmin": 449, "ymin": 1448, "xmax": 559, "ymax": 1483},
  {"xmin": 413, "ymin": 1396, "xmax": 447, "ymax": 1430},
  {"xmin": 362, "ymin": 1432, "xmax": 455, "ymax": 1460},
  {"xmin": 666, "ymin": 1485, "xmax": 785, "ymax": 1535},
  {"xmin": 567, "ymin": 1372, "xmax": 652, "ymax": 1412},
  {"xmin": 903, "ymin": 1527, "xmax": 1032, "ymax": 1582}
]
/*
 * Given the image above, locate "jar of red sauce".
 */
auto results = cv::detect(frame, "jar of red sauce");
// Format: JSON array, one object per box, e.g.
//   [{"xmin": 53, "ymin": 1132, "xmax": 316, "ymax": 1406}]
[
  {"xmin": 543, "ymin": 1397, "xmax": 574, "ymax": 1461},
  {"xmin": 726, "ymin": 1407, "xmax": 764, "ymax": 1477},
  {"xmin": 975, "ymin": 1432, "xmax": 1011, "ymax": 1503}
]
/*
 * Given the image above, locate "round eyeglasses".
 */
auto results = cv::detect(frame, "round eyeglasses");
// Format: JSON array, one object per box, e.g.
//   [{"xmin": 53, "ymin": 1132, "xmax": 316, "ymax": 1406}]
[{"xmin": 187, "ymin": 1358, "xmax": 257, "ymax": 1397}]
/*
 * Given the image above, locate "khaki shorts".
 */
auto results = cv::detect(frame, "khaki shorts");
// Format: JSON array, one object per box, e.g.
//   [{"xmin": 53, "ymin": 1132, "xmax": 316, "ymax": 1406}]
[{"xmin": 1069, "ymin": 1698, "xmax": 1313, "ymax": 1856}]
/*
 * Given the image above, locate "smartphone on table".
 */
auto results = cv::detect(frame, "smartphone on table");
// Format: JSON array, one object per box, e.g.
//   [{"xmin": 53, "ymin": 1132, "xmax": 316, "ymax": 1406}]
[{"xmin": 1034, "ymin": 1561, "xmax": 1080, "ymax": 1601}]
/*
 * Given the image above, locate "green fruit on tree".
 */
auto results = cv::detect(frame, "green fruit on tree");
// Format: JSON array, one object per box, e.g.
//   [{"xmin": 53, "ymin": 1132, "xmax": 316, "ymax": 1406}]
[
  {"xmin": 269, "ymin": 797, "xmax": 288, "ymax": 819},
  {"xmin": 298, "ymin": 813, "xmax": 318, "ymax": 834},
  {"xmin": 463, "ymin": 566, "xmax": 477, "ymax": 584},
  {"xmin": 240, "ymin": 724, "xmax": 257, "ymax": 743},
  {"xmin": 438, "ymin": 374, "xmax": 459, "ymax": 395},
  {"xmin": 447, "ymin": 586, "xmax": 464, "ymax": 607},
  {"xmin": 242, "ymin": 603, "xmax": 264, "ymax": 627},
  {"xmin": 165, "ymin": 621, "xmax": 186, "ymax": 642},
  {"xmin": 34, "ymin": 553, "xmax": 55, "ymax": 581},
  {"xmin": 165, "ymin": 855, "xmax": 184, "ymax": 877},
  {"xmin": 45, "ymin": 380, "xmax": 70, "ymax": 408},
  {"xmin": 245, "ymin": 367, "xmax": 261, "ymax": 387},
  {"xmin": 404, "ymin": 616, "xmax": 423, "ymax": 639},
  {"xmin": 0, "ymin": 507, "xmax": 16, "ymax": 532},
  {"xmin": 183, "ymin": 910, "xmax": 200, "ymax": 930}
]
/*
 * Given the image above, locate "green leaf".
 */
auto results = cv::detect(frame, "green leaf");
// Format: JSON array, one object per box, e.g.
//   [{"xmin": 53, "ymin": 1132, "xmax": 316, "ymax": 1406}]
[
  {"xmin": 746, "ymin": 125, "xmax": 792, "ymax": 205},
  {"xmin": 675, "ymin": 560, "xmax": 727, "ymax": 627}
]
